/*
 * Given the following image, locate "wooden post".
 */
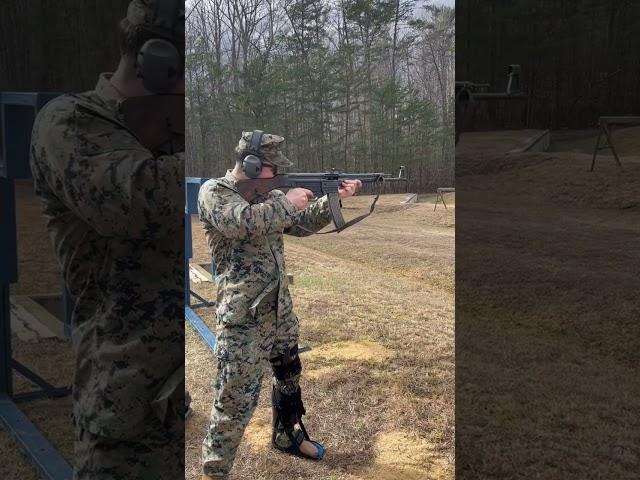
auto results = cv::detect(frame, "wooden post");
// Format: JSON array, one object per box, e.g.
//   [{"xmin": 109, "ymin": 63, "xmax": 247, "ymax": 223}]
[
  {"xmin": 590, "ymin": 126, "xmax": 603, "ymax": 172},
  {"xmin": 602, "ymin": 124, "xmax": 623, "ymax": 168},
  {"xmin": 591, "ymin": 116, "xmax": 640, "ymax": 171}
]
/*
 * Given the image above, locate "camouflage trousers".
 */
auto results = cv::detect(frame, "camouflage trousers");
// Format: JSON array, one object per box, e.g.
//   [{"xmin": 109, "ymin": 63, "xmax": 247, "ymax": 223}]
[
  {"xmin": 202, "ymin": 289, "xmax": 300, "ymax": 478},
  {"xmin": 74, "ymin": 425, "xmax": 184, "ymax": 480}
]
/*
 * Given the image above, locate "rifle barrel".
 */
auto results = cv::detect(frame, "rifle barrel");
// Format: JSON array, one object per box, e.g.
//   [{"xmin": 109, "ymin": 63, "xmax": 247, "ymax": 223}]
[{"xmin": 286, "ymin": 172, "xmax": 386, "ymax": 183}]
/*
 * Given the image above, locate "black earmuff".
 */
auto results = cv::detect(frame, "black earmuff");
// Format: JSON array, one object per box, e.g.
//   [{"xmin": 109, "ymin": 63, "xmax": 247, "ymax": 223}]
[
  {"xmin": 242, "ymin": 130, "xmax": 264, "ymax": 178},
  {"xmin": 136, "ymin": 38, "xmax": 181, "ymax": 94},
  {"xmin": 135, "ymin": 0, "xmax": 183, "ymax": 94}
]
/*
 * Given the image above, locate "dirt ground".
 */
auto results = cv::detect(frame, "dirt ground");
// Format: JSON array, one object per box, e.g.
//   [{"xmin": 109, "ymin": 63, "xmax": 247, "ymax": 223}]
[
  {"xmin": 1, "ymin": 180, "xmax": 74, "ymax": 480},
  {"xmin": 456, "ymin": 128, "xmax": 640, "ymax": 478},
  {"xmin": 186, "ymin": 193, "xmax": 455, "ymax": 480}
]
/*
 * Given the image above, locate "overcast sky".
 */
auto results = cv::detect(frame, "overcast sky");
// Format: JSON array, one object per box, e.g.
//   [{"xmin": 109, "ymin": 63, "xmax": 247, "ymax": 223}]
[{"xmin": 187, "ymin": 0, "xmax": 455, "ymax": 9}]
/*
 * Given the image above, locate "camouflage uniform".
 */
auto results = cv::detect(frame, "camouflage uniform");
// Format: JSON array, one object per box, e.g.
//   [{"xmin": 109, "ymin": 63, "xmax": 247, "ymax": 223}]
[
  {"xmin": 29, "ymin": 2, "xmax": 184, "ymax": 478},
  {"xmin": 199, "ymin": 133, "xmax": 332, "ymax": 478}
]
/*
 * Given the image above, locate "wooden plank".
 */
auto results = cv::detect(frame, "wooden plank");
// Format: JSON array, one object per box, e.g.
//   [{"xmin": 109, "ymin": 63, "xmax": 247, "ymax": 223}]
[
  {"xmin": 190, "ymin": 263, "xmax": 212, "ymax": 283},
  {"xmin": 190, "ymin": 264, "xmax": 293, "ymax": 285},
  {"xmin": 197, "ymin": 262, "xmax": 213, "ymax": 272},
  {"xmin": 10, "ymin": 299, "xmax": 48, "ymax": 342},
  {"xmin": 10, "ymin": 295, "xmax": 59, "ymax": 341},
  {"xmin": 509, "ymin": 129, "xmax": 550, "ymax": 153},
  {"xmin": 14, "ymin": 294, "xmax": 65, "ymax": 339},
  {"xmin": 189, "ymin": 268, "xmax": 202, "ymax": 284},
  {"xmin": 29, "ymin": 294, "xmax": 65, "ymax": 321}
]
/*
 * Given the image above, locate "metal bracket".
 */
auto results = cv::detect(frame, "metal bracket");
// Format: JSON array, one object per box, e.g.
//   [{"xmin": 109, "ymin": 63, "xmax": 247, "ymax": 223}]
[{"xmin": 11, "ymin": 360, "xmax": 71, "ymax": 403}]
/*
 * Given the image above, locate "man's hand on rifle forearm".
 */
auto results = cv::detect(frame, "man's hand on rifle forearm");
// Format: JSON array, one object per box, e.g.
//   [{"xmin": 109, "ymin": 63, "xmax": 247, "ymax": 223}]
[{"xmin": 338, "ymin": 179, "xmax": 362, "ymax": 199}]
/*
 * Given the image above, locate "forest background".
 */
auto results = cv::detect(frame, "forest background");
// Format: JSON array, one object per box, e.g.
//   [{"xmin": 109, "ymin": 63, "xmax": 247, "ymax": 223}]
[{"xmin": 186, "ymin": 0, "xmax": 455, "ymax": 193}]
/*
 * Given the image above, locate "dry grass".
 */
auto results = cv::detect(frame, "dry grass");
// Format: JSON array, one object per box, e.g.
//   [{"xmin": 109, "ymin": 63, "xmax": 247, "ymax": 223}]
[
  {"xmin": 456, "ymin": 130, "xmax": 640, "ymax": 479},
  {"xmin": 3, "ymin": 183, "xmax": 454, "ymax": 479},
  {"xmin": 186, "ymin": 193, "xmax": 455, "ymax": 479}
]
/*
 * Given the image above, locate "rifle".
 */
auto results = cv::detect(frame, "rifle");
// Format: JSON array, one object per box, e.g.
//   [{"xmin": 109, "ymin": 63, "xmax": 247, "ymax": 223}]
[{"xmin": 235, "ymin": 169, "xmax": 387, "ymax": 233}]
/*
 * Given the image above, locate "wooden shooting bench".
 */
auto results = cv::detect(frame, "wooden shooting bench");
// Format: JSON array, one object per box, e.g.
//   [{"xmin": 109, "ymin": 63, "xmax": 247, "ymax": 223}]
[
  {"xmin": 434, "ymin": 188, "xmax": 455, "ymax": 211},
  {"xmin": 591, "ymin": 116, "xmax": 640, "ymax": 171}
]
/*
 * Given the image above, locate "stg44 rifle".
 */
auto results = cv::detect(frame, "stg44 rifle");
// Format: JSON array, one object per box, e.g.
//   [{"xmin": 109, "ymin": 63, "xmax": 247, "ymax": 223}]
[{"xmin": 236, "ymin": 169, "xmax": 388, "ymax": 233}]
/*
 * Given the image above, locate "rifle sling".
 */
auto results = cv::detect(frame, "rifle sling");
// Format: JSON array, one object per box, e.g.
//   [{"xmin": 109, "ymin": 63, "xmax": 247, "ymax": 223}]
[{"xmin": 296, "ymin": 193, "xmax": 380, "ymax": 235}]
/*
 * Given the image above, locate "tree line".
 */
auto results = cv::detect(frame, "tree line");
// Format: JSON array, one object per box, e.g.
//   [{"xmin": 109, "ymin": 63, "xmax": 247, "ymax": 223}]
[
  {"xmin": 186, "ymin": 0, "xmax": 455, "ymax": 192},
  {"xmin": 0, "ymin": 1, "xmax": 129, "ymax": 92},
  {"xmin": 456, "ymin": 0, "xmax": 640, "ymax": 130}
]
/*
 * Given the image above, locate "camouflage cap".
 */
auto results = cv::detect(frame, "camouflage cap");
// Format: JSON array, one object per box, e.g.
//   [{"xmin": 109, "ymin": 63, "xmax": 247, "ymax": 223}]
[
  {"xmin": 124, "ymin": 0, "xmax": 185, "ymax": 42},
  {"xmin": 235, "ymin": 131, "xmax": 293, "ymax": 167}
]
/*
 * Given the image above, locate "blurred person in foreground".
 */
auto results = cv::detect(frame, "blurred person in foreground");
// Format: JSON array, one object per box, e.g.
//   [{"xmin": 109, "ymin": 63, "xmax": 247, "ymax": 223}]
[{"xmin": 30, "ymin": 1, "xmax": 186, "ymax": 478}]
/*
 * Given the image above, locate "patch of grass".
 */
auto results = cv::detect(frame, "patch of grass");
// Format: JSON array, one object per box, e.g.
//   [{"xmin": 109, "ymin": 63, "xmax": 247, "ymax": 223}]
[
  {"xmin": 456, "ymin": 143, "xmax": 640, "ymax": 478},
  {"xmin": 291, "ymin": 271, "xmax": 342, "ymax": 290}
]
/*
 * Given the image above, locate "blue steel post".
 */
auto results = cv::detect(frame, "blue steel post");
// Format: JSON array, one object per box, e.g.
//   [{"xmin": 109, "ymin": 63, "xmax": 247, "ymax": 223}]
[
  {"xmin": 0, "ymin": 177, "xmax": 17, "ymax": 398},
  {"xmin": 0, "ymin": 92, "xmax": 73, "ymax": 479},
  {"xmin": 184, "ymin": 177, "xmax": 217, "ymax": 352},
  {"xmin": 185, "ymin": 210, "xmax": 192, "ymax": 307},
  {"xmin": 1, "ymin": 284, "xmax": 13, "ymax": 398}
]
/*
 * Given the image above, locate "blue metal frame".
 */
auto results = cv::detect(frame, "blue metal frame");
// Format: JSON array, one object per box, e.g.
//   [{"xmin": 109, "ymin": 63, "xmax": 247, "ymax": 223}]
[
  {"xmin": 0, "ymin": 395, "xmax": 72, "ymax": 479},
  {"xmin": 0, "ymin": 92, "xmax": 73, "ymax": 479},
  {"xmin": 184, "ymin": 176, "xmax": 217, "ymax": 352},
  {"xmin": 185, "ymin": 306, "xmax": 217, "ymax": 352}
]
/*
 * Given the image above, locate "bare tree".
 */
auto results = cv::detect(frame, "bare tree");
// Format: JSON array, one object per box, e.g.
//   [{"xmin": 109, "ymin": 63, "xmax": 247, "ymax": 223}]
[{"xmin": 186, "ymin": 0, "xmax": 455, "ymax": 193}]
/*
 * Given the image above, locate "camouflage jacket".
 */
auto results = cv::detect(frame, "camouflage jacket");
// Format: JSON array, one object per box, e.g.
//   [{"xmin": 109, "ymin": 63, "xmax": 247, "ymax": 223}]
[
  {"xmin": 198, "ymin": 171, "xmax": 332, "ymax": 355},
  {"xmin": 30, "ymin": 73, "xmax": 184, "ymax": 439}
]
